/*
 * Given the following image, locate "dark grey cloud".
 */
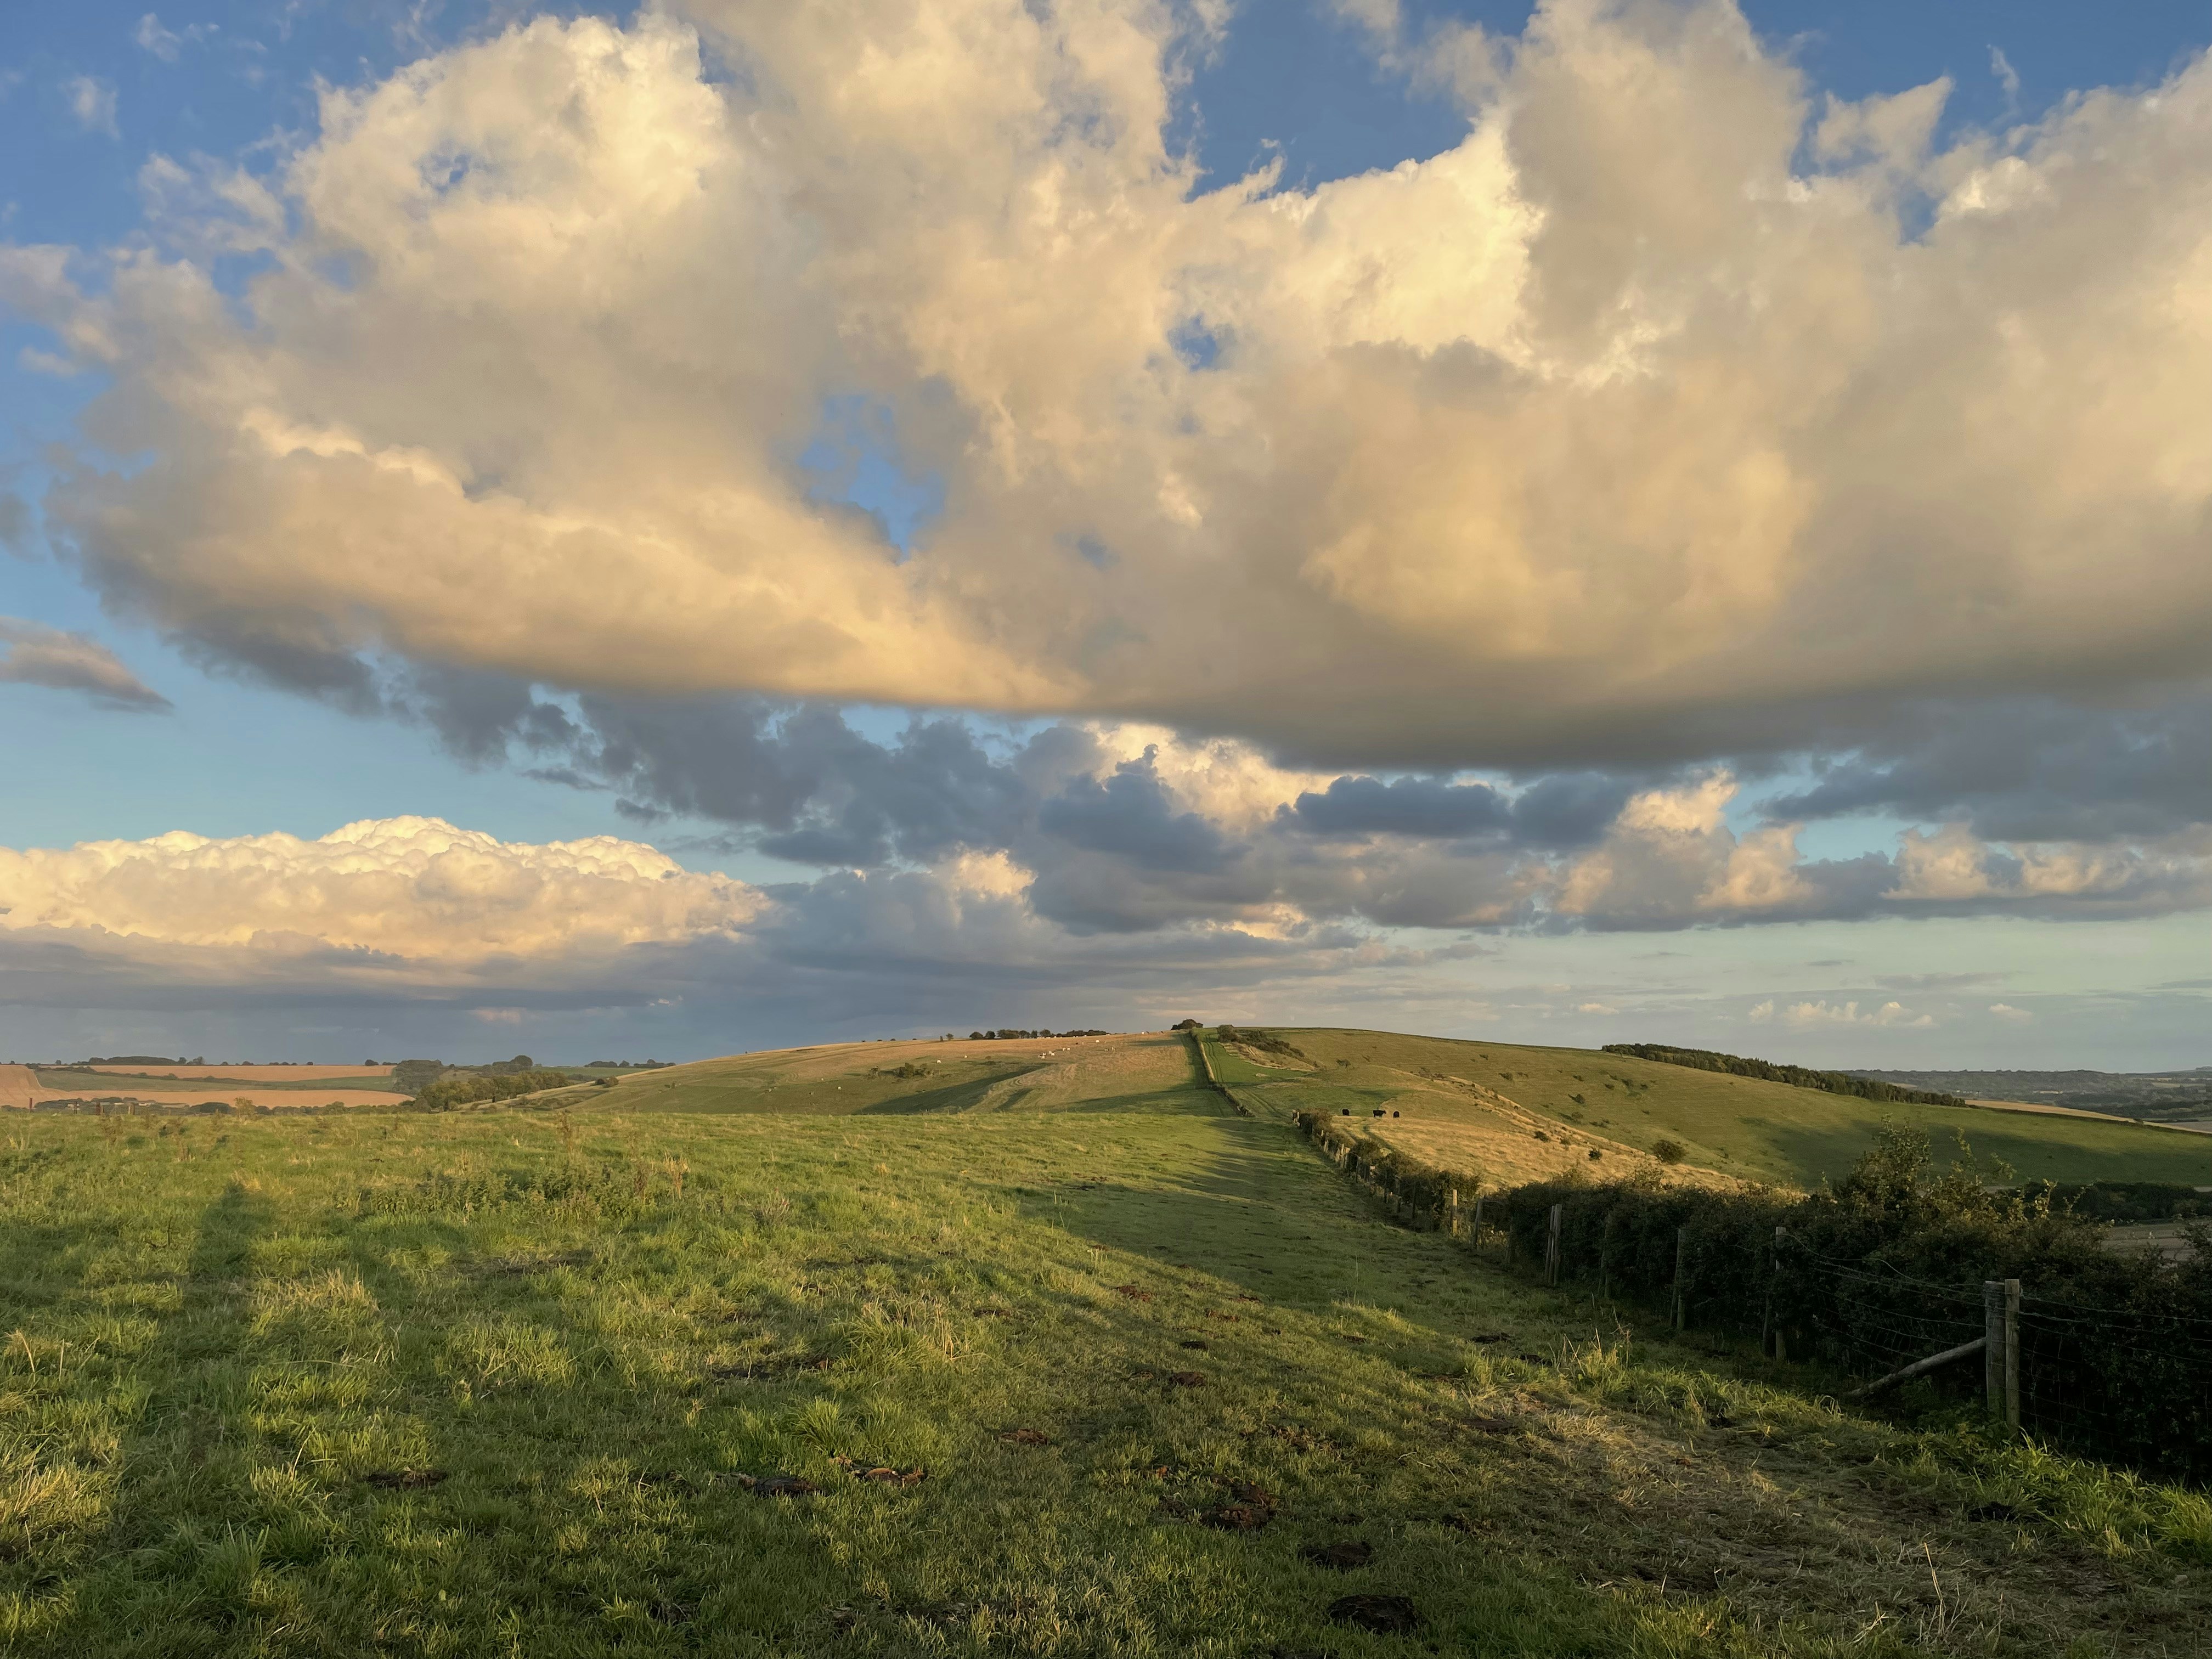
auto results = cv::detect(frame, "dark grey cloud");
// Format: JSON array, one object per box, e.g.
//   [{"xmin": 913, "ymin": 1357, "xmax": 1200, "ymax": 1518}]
[
  {"xmin": 1762, "ymin": 694, "xmax": 2212, "ymax": 843},
  {"xmin": 1037, "ymin": 755, "xmax": 1235, "ymax": 873},
  {"xmin": 1285, "ymin": 775, "xmax": 1510, "ymax": 838},
  {"xmin": 1282, "ymin": 770, "xmax": 1641, "ymax": 849}
]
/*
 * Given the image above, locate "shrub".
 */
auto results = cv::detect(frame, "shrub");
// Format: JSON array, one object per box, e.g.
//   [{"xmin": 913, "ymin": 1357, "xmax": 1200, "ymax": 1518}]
[
  {"xmin": 1651, "ymin": 1137, "xmax": 1688, "ymax": 1164},
  {"xmin": 1218, "ymin": 1025, "xmax": 1305, "ymax": 1059}
]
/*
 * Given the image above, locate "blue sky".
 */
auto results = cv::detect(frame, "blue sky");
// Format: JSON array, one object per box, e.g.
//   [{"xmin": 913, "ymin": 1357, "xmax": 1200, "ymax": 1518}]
[{"xmin": 4, "ymin": 2, "xmax": 2210, "ymax": 1066}]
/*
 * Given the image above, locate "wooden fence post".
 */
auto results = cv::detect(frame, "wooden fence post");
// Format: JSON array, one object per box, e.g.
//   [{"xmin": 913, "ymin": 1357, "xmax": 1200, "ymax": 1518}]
[
  {"xmin": 1447, "ymin": 1188, "xmax": 1460, "ymax": 1238},
  {"xmin": 1763, "ymin": 1226, "xmax": 1786, "ymax": 1361},
  {"xmin": 2004, "ymin": 1279, "xmax": 2021, "ymax": 1429},
  {"xmin": 1471, "ymin": 1194, "xmax": 1485, "ymax": 1252},
  {"xmin": 1671, "ymin": 1226, "xmax": 1688, "ymax": 1332},
  {"xmin": 1983, "ymin": 1280, "xmax": 2005, "ymax": 1417},
  {"xmin": 1544, "ymin": 1203, "xmax": 1562, "ymax": 1287}
]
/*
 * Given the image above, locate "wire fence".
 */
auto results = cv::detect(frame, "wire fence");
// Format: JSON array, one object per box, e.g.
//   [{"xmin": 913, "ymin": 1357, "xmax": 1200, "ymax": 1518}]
[
  {"xmin": 2014, "ymin": 1293, "xmax": 2212, "ymax": 1465},
  {"xmin": 1287, "ymin": 1114, "xmax": 2212, "ymax": 1481}
]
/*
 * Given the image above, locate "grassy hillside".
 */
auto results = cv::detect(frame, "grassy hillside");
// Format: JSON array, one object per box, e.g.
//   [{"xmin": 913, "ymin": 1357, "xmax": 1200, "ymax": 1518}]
[
  {"xmin": 1211, "ymin": 1029, "xmax": 2212, "ymax": 1192},
  {"xmin": 4, "ymin": 1034, "xmax": 2210, "ymax": 1654},
  {"xmin": 601, "ymin": 1032, "xmax": 1220, "ymax": 1119}
]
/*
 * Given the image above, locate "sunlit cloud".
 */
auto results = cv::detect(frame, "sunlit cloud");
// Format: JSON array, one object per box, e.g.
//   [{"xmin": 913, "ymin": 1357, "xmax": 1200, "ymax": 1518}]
[{"xmin": 8, "ymin": 0, "xmax": 2208, "ymax": 768}]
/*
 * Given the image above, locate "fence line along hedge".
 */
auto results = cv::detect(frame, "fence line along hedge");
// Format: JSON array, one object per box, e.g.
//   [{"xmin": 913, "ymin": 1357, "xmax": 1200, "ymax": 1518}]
[
  {"xmin": 1485, "ymin": 1124, "xmax": 2212, "ymax": 1480},
  {"xmin": 1291, "ymin": 1109, "xmax": 1486, "ymax": 1223}
]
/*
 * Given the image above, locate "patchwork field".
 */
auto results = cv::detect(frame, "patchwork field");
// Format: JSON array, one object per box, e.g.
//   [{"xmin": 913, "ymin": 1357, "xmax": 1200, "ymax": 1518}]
[
  {"xmin": 1204, "ymin": 1029, "xmax": 2212, "ymax": 1192},
  {"xmin": 21, "ymin": 1068, "xmax": 413, "ymax": 1111},
  {"xmin": 5, "ymin": 1028, "xmax": 2210, "ymax": 1655},
  {"xmin": 78, "ymin": 1064, "xmax": 399, "ymax": 1083}
]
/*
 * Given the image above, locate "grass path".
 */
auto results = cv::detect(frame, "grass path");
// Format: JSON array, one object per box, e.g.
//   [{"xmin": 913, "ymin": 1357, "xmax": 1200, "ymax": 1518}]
[{"xmin": 1, "ymin": 1103, "xmax": 2207, "ymax": 1655}]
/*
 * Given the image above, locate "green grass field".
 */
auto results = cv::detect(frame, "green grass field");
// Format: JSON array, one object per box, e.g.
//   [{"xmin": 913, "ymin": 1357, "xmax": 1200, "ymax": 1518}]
[
  {"xmin": 4, "ymin": 1031, "xmax": 2210, "ymax": 1656},
  {"xmin": 1210, "ymin": 1029, "xmax": 2212, "ymax": 1192}
]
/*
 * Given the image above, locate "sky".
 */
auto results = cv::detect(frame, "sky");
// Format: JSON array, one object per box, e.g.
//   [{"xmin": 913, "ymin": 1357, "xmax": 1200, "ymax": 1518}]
[{"xmin": 2, "ymin": 0, "xmax": 2209, "ymax": 1069}]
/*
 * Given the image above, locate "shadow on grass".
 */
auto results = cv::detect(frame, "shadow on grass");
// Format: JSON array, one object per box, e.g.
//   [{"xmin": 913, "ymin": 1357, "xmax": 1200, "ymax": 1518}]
[
  {"xmin": 1020, "ymin": 1119, "xmax": 1524, "ymax": 1342},
  {"xmin": 34, "ymin": 1181, "xmax": 280, "ymax": 1650}
]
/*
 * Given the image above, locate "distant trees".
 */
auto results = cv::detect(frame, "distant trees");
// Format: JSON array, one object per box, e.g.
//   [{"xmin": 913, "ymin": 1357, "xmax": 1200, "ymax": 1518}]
[
  {"xmin": 1171, "ymin": 1019, "xmax": 1201, "ymax": 1031},
  {"xmin": 391, "ymin": 1059, "xmax": 448, "ymax": 1096},
  {"xmin": 415, "ymin": 1069, "xmax": 579, "ymax": 1111},
  {"xmin": 1601, "ymin": 1043, "xmax": 1969, "ymax": 1108},
  {"xmin": 961, "ymin": 1029, "xmax": 1107, "ymax": 1041}
]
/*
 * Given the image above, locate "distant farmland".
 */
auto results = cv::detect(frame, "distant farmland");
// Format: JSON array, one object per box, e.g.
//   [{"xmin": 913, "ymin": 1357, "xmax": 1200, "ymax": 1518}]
[
  {"xmin": 20, "ymin": 1063, "xmax": 411, "ymax": 1110},
  {"xmin": 78, "ymin": 1062, "xmax": 398, "ymax": 1083}
]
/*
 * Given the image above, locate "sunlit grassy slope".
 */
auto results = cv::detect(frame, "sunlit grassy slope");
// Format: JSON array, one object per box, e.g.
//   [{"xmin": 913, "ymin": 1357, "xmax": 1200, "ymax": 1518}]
[
  {"xmin": 1206, "ymin": 1029, "xmax": 2212, "ymax": 1192},
  {"xmin": 4, "ymin": 1075, "xmax": 2209, "ymax": 1656},
  {"xmin": 599, "ymin": 1032, "xmax": 1221, "ymax": 1119}
]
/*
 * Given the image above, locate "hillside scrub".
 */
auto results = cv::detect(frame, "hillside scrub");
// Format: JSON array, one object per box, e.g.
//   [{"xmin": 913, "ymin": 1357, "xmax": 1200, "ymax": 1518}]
[
  {"xmin": 1601, "ymin": 1043, "xmax": 1970, "ymax": 1108},
  {"xmin": 1216, "ymin": 1026, "xmax": 1305, "ymax": 1060}
]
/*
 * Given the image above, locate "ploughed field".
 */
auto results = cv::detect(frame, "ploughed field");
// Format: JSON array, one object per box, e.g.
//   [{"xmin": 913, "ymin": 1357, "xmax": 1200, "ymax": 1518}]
[{"xmin": 4, "ymin": 1031, "xmax": 2210, "ymax": 1656}]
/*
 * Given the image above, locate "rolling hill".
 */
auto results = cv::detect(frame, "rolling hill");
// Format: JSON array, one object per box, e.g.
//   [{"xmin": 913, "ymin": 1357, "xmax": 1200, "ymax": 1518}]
[
  {"xmin": 1198, "ymin": 1028, "xmax": 2212, "ymax": 1192},
  {"xmin": 2, "ymin": 1024, "xmax": 2208, "ymax": 1653}
]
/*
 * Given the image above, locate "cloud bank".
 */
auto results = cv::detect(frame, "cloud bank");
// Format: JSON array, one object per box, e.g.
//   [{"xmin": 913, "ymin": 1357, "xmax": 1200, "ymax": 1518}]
[
  {"xmin": 6, "ymin": 0, "xmax": 2209, "ymax": 770},
  {"xmin": 0, "ymin": 817, "xmax": 755, "ymax": 977}
]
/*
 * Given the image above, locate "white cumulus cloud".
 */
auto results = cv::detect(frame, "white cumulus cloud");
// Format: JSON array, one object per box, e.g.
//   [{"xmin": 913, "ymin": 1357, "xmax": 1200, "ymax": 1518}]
[
  {"xmin": 0, "ymin": 817, "xmax": 759, "ymax": 969},
  {"xmin": 6, "ymin": 0, "xmax": 2210, "ymax": 768}
]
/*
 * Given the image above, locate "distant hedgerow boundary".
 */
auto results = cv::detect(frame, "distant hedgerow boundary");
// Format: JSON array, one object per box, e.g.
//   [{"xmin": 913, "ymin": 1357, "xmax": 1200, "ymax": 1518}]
[
  {"xmin": 1602, "ymin": 1043, "xmax": 1970, "ymax": 1109},
  {"xmin": 413, "ymin": 1069, "xmax": 580, "ymax": 1110}
]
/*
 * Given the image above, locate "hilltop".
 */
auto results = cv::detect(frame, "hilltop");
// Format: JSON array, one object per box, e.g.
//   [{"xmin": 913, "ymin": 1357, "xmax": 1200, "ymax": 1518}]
[{"xmin": 574, "ymin": 1028, "xmax": 2212, "ymax": 1194}]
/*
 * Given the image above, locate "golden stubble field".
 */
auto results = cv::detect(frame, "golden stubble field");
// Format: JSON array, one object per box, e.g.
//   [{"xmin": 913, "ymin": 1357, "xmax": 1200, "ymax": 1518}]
[{"xmin": 81, "ymin": 1064, "xmax": 399, "ymax": 1082}]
